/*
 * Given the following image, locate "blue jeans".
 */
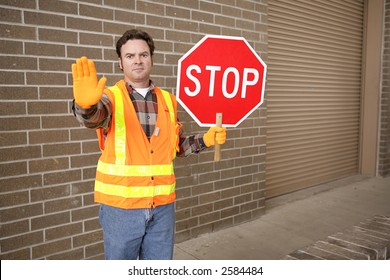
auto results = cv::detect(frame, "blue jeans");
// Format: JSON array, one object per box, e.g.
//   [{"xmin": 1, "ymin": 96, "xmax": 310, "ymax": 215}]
[{"xmin": 99, "ymin": 203, "xmax": 175, "ymax": 260}]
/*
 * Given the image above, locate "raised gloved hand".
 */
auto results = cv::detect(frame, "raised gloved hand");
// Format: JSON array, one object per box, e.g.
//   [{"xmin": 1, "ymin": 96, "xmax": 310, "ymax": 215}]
[
  {"xmin": 203, "ymin": 126, "xmax": 227, "ymax": 147},
  {"xmin": 71, "ymin": 56, "xmax": 107, "ymax": 108}
]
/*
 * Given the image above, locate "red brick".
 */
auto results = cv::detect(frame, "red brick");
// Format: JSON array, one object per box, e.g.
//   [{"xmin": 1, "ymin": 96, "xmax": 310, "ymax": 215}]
[
  {"xmin": 41, "ymin": 115, "xmax": 79, "ymax": 129},
  {"xmin": 26, "ymin": 72, "xmax": 67, "ymax": 85},
  {"xmin": 43, "ymin": 143, "xmax": 80, "ymax": 157},
  {"xmin": 136, "ymin": 1, "xmax": 165, "ymax": 15},
  {"xmin": 1, "ymin": 231, "xmax": 43, "ymax": 252},
  {"xmin": 25, "ymin": 42, "xmax": 66, "ymax": 57},
  {"xmin": 214, "ymin": 198, "xmax": 234, "ymax": 210},
  {"xmin": 45, "ymin": 222, "xmax": 83, "ymax": 241},
  {"xmin": 0, "ymin": 191, "xmax": 29, "ymax": 207},
  {"xmin": 199, "ymin": 211, "xmax": 220, "ymax": 225},
  {"xmin": 191, "ymin": 224, "xmax": 213, "ymax": 237},
  {"xmin": 191, "ymin": 182, "xmax": 214, "ymax": 196},
  {"xmin": 0, "ymin": 161, "xmax": 27, "ymax": 177},
  {"xmin": 0, "ymin": 23, "xmax": 36, "ymax": 40},
  {"xmin": 176, "ymin": 217, "xmax": 198, "ymax": 232},
  {"xmin": 30, "ymin": 184, "xmax": 71, "ymax": 202},
  {"xmin": 71, "ymin": 181, "xmax": 94, "ymax": 195},
  {"xmin": 192, "ymin": 10, "xmax": 214, "ymax": 23},
  {"xmin": 1, "ymin": 203, "xmax": 43, "ymax": 223},
  {"xmin": 234, "ymin": 193, "xmax": 252, "ymax": 205},
  {"xmin": 82, "ymin": 167, "xmax": 98, "ymax": 180},
  {"xmin": 0, "ymin": 71, "xmax": 25, "ymax": 85},
  {"xmin": 0, "ymin": 248, "xmax": 31, "ymax": 260},
  {"xmin": 221, "ymin": 186, "xmax": 241, "ymax": 199},
  {"xmin": 200, "ymin": 1, "xmax": 221, "ymax": 13},
  {"xmin": 44, "ymin": 196, "xmax": 82, "ymax": 213},
  {"xmin": 24, "ymin": 11, "xmax": 65, "ymax": 27},
  {"xmin": 38, "ymin": 28, "xmax": 77, "ymax": 44},
  {"xmin": 1, "ymin": 56, "xmax": 37, "ymax": 71},
  {"xmin": 1, "ymin": 0, "xmax": 36, "ymax": 9},
  {"xmin": 43, "ymin": 169, "xmax": 81, "ymax": 186},
  {"xmin": 29, "ymin": 157, "xmax": 69, "ymax": 174},
  {"xmin": 32, "ymin": 238, "xmax": 72, "ymax": 259},
  {"xmin": 71, "ymin": 205, "xmax": 99, "ymax": 221},
  {"xmin": 31, "ymin": 212, "xmax": 70, "ymax": 231},
  {"xmin": 29, "ymin": 130, "xmax": 69, "ymax": 145},
  {"xmin": 175, "ymin": 208, "xmax": 191, "ymax": 222},
  {"xmin": 176, "ymin": 196, "xmax": 199, "ymax": 210},
  {"xmin": 175, "ymin": 0, "xmax": 199, "ymax": 9},
  {"xmin": 166, "ymin": 6, "xmax": 190, "ymax": 19},
  {"xmin": 213, "ymin": 217, "xmax": 234, "ymax": 231},
  {"xmin": 105, "ymin": 0, "xmax": 135, "ymax": 9},
  {"xmin": 0, "ymin": 40, "xmax": 23, "ymax": 54},
  {"xmin": 83, "ymin": 192, "xmax": 95, "ymax": 206},
  {"xmin": 38, "ymin": 0, "xmax": 77, "ymax": 15},
  {"xmin": 47, "ymin": 248, "xmax": 84, "ymax": 260},
  {"xmin": 70, "ymin": 153, "xmax": 100, "ymax": 168},
  {"xmin": 0, "ymin": 146, "xmax": 41, "ymax": 162},
  {"xmin": 200, "ymin": 22, "xmax": 221, "ymax": 34},
  {"xmin": 79, "ymin": 4, "xmax": 113, "ymax": 20},
  {"xmin": 1, "ymin": 220, "xmax": 29, "ymax": 238},
  {"xmin": 79, "ymin": 32, "xmax": 114, "ymax": 46},
  {"xmin": 221, "ymin": 206, "xmax": 240, "ymax": 219},
  {"xmin": 0, "ymin": 101, "xmax": 26, "ymax": 116},
  {"xmin": 0, "ymin": 86, "xmax": 38, "ymax": 100},
  {"xmin": 199, "ymin": 171, "xmax": 220, "ymax": 184},
  {"xmin": 39, "ymin": 87, "xmax": 72, "ymax": 100},
  {"xmin": 85, "ymin": 242, "xmax": 104, "ymax": 259},
  {"xmin": 84, "ymin": 218, "xmax": 101, "ymax": 232},
  {"xmin": 67, "ymin": 16, "xmax": 102, "ymax": 32},
  {"xmin": 234, "ymin": 211, "xmax": 253, "ymax": 224},
  {"xmin": 199, "ymin": 191, "xmax": 221, "ymax": 204},
  {"xmin": 38, "ymin": 58, "xmax": 74, "ymax": 73},
  {"xmin": 0, "ymin": 174, "xmax": 42, "ymax": 193},
  {"xmin": 73, "ymin": 230, "xmax": 103, "ymax": 248},
  {"xmin": 82, "ymin": 140, "xmax": 100, "ymax": 154},
  {"xmin": 234, "ymin": 174, "xmax": 253, "ymax": 186},
  {"xmin": 114, "ymin": 10, "xmax": 144, "ymax": 24},
  {"xmin": 192, "ymin": 203, "xmax": 213, "ymax": 216}
]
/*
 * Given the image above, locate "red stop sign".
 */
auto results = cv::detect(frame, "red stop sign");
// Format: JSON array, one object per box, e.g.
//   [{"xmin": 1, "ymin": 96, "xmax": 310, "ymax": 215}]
[{"xmin": 176, "ymin": 35, "xmax": 267, "ymax": 127}]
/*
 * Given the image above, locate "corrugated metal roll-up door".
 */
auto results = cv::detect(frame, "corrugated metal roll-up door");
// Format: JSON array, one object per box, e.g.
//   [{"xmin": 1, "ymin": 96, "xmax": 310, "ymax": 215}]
[{"xmin": 265, "ymin": 0, "xmax": 365, "ymax": 198}]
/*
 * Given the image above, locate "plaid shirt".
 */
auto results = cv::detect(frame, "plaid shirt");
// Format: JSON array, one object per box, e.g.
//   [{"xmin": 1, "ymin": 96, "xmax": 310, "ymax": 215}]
[{"xmin": 73, "ymin": 82, "xmax": 206, "ymax": 157}]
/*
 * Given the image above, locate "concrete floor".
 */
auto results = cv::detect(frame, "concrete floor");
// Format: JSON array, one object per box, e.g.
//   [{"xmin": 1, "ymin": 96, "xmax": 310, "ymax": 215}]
[{"xmin": 173, "ymin": 175, "xmax": 390, "ymax": 260}]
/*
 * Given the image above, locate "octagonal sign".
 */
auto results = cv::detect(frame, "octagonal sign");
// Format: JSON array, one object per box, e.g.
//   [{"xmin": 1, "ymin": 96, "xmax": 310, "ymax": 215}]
[{"xmin": 176, "ymin": 35, "xmax": 267, "ymax": 127}]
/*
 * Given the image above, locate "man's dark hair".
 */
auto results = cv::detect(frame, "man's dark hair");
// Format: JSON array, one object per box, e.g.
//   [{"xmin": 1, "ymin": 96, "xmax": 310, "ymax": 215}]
[{"xmin": 116, "ymin": 29, "xmax": 155, "ymax": 57}]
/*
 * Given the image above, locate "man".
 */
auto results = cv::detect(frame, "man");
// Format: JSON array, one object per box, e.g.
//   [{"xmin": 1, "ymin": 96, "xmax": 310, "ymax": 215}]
[{"xmin": 72, "ymin": 29, "xmax": 226, "ymax": 260}]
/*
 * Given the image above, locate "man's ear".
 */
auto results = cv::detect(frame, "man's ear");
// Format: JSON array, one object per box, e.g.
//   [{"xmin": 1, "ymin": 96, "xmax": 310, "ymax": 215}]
[{"xmin": 118, "ymin": 58, "xmax": 123, "ymax": 71}]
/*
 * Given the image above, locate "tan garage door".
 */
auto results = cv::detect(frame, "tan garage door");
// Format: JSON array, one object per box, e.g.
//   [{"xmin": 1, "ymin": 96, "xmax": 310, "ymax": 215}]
[{"xmin": 266, "ymin": 0, "xmax": 365, "ymax": 197}]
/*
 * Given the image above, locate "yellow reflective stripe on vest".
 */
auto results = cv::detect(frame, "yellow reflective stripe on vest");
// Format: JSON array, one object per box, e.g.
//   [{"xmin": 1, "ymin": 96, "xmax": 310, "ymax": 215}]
[
  {"xmin": 109, "ymin": 85, "xmax": 126, "ymax": 165},
  {"xmin": 161, "ymin": 89, "xmax": 174, "ymax": 123},
  {"xmin": 160, "ymin": 89, "xmax": 178, "ymax": 158},
  {"xmin": 95, "ymin": 181, "xmax": 175, "ymax": 198},
  {"xmin": 97, "ymin": 160, "xmax": 174, "ymax": 177},
  {"xmin": 109, "ymin": 85, "xmax": 176, "ymax": 162}
]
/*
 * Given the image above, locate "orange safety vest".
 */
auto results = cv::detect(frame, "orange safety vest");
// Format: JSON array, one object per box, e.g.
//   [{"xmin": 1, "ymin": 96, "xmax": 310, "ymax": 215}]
[{"xmin": 94, "ymin": 80, "xmax": 181, "ymax": 209}]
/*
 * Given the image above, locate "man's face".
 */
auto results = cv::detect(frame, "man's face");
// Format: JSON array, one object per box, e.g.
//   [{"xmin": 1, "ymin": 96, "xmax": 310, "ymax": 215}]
[{"xmin": 119, "ymin": 39, "xmax": 153, "ymax": 87}]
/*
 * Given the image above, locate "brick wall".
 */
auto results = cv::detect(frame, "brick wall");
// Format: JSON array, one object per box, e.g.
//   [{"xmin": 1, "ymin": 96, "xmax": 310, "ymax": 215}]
[
  {"xmin": 0, "ymin": 0, "xmax": 267, "ymax": 259},
  {"xmin": 378, "ymin": 0, "xmax": 390, "ymax": 177}
]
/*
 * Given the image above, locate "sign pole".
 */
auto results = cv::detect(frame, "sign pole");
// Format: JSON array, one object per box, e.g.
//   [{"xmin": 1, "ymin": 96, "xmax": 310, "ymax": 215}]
[{"xmin": 214, "ymin": 113, "xmax": 223, "ymax": 162}]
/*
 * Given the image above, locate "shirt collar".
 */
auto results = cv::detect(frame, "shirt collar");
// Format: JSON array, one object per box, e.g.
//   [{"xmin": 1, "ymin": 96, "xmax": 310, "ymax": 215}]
[{"xmin": 125, "ymin": 80, "xmax": 155, "ymax": 95}]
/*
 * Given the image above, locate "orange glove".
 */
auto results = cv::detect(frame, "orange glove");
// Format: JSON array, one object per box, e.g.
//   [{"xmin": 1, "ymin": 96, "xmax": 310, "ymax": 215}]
[
  {"xmin": 203, "ymin": 127, "xmax": 227, "ymax": 147},
  {"xmin": 72, "ymin": 56, "xmax": 107, "ymax": 108}
]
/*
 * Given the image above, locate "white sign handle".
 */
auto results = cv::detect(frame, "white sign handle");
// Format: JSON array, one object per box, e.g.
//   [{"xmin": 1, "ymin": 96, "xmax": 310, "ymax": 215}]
[{"xmin": 214, "ymin": 113, "xmax": 223, "ymax": 162}]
